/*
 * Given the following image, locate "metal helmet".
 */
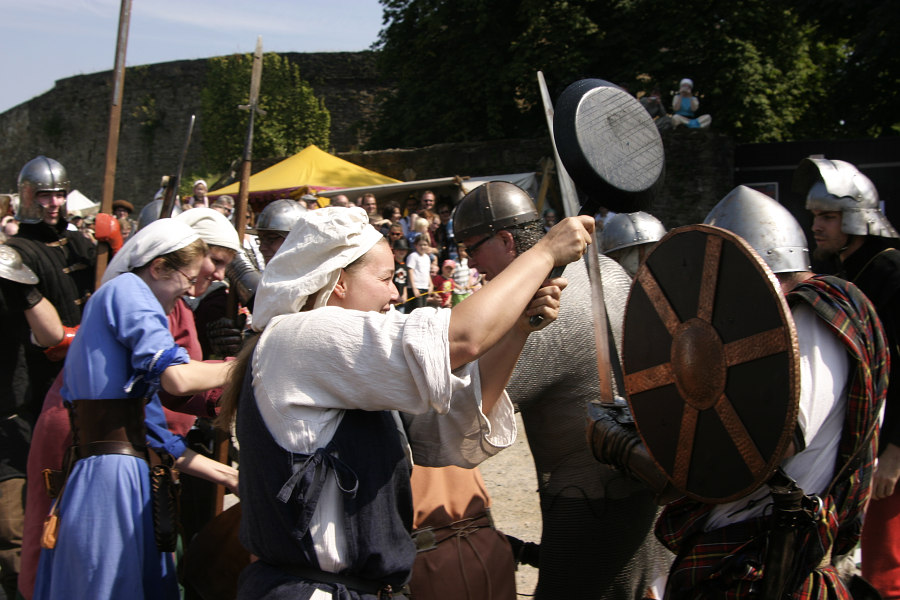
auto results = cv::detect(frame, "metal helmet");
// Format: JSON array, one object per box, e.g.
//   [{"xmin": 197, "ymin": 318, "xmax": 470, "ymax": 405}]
[
  {"xmin": 704, "ymin": 185, "xmax": 810, "ymax": 273},
  {"xmin": 137, "ymin": 197, "xmax": 183, "ymax": 230},
  {"xmin": 16, "ymin": 156, "xmax": 70, "ymax": 224},
  {"xmin": 0, "ymin": 244, "xmax": 39, "ymax": 285},
  {"xmin": 251, "ymin": 199, "xmax": 307, "ymax": 234},
  {"xmin": 452, "ymin": 181, "xmax": 539, "ymax": 241},
  {"xmin": 599, "ymin": 211, "xmax": 666, "ymax": 254},
  {"xmin": 794, "ymin": 157, "xmax": 898, "ymax": 238}
]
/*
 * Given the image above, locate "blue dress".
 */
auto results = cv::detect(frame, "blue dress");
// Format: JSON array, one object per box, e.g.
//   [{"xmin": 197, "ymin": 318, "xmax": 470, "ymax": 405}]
[{"xmin": 34, "ymin": 273, "xmax": 190, "ymax": 600}]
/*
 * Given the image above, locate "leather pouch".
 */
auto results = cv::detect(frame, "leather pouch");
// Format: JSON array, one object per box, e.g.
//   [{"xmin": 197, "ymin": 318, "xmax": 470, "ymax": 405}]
[{"xmin": 150, "ymin": 456, "xmax": 181, "ymax": 552}]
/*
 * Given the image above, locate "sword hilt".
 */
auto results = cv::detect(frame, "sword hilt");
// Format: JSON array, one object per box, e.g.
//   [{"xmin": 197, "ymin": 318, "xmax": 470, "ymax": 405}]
[{"xmin": 529, "ymin": 265, "xmax": 566, "ymax": 327}]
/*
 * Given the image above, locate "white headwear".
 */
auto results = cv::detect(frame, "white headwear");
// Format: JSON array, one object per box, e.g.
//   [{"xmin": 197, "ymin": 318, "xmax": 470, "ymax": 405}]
[
  {"xmin": 102, "ymin": 219, "xmax": 199, "ymax": 285},
  {"xmin": 175, "ymin": 207, "xmax": 241, "ymax": 252},
  {"xmin": 680, "ymin": 78, "xmax": 693, "ymax": 89},
  {"xmin": 193, "ymin": 179, "xmax": 207, "ymax": 190},
  {"xmin": 252, "ymin": 206, "xmax": 384, "ymax": 331}
]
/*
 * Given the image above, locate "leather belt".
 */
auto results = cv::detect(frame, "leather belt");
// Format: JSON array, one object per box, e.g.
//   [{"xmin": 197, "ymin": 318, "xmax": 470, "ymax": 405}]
[
  {"xmin": 77, "ymin": 440, "xmax": 148, "ymax": 461},
  {"xmin": 69, "ymin": 398, "xmax": 147, "ymax": 460},
  {"xmin": 267, "ymin": 562, "xmax": 408, "ymax": 598},
  {"xmin": 412, "ymin": 513, "xmax": 493, "ymax": 553}
]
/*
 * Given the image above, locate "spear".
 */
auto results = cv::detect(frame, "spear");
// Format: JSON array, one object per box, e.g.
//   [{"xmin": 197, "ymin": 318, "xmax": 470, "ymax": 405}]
[
  {"xmin": 94, "ymin": 0, "xmax": 131, "ymax": 290},
  {"xmin": 214, "ymin": 36, "xmax": 265, "ymax": 517},
  {"xmin": 232, "ymin": 36, "xmax": 266, "ymax": 245}
]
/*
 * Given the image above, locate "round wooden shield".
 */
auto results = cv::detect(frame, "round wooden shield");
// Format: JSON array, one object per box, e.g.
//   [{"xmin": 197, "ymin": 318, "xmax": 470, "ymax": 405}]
[
  {"xmin": 553, "ymin": 79, "xmax": 664, "ymax": 213},
  {"xmin": 622, "ymin": 225, "xmax": 800, "ymax": 503}
]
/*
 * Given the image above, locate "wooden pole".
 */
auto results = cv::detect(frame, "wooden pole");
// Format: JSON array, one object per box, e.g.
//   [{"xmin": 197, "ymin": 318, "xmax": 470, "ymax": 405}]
[
  {"xmin": 232, "ymin": 36, "xmax": 265, "ymax": 246},
  {"xmin": 94, "ymin": 0, "xmax": 132, "ymax": 290},
  {"xmin": 215, "ymin": 36, "xmax": 265, "ymax": 516}
]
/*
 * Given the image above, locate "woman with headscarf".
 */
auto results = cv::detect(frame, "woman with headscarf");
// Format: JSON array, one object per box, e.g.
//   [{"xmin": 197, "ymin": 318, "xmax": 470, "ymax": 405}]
[
  {"xmin": 32, "ymin": 219, "xmax": 238, "ymax": 600},
  {"xmin": 218, "ymin": 206, "xmax": 593, "ymax": 599}
]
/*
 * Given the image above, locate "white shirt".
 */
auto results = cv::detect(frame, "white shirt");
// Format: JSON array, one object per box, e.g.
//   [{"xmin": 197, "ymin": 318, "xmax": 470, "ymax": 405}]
[
  {"xmin": 251, "ymin": 305, "xmax": 516, "ymax": 578},
  {"xmin": 406, "ymin": 251, "xmax": 431, "ymax": 291},
  {"xmin": 706, "ymin": 304, "xmax": 849, "ymax": 530}
]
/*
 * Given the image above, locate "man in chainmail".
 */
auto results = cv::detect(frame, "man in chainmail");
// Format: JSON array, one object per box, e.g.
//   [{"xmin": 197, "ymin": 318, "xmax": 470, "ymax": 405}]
[{"xmin": 454, "ymin": 182, "xmax": 672, "ymax": 599}]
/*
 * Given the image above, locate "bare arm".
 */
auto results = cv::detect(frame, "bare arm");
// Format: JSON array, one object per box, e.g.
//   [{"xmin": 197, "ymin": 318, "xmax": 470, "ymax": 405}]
[
  {"xmin": 448, "ymin": 215, "xmax": 592, "ymax": 371},
  {"xmin": 161, "ymin": 360, "xmax": 236, "ymax": 397},
  {"xmin": 25, "ymin": 297, "xmax": 65, "ymax": 348},
  {"xmin": 873, "ymin": 442, "xmax": 900, "ymax": 500},
  {"xmin": 175, "ymin": 448, "xmax": 239, "ymax": 496}
]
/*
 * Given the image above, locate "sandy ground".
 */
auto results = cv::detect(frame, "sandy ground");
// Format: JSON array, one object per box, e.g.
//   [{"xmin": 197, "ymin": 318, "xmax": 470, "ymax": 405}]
[{"xmin": 478, "ymin": 412, "xmax": 542, "ymax": 597}]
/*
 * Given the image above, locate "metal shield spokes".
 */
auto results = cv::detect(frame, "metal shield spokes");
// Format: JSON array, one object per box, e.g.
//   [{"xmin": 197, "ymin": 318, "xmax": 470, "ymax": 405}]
[{"xmin": 622, "ymin": 225, "xmax": 800, "ymax": 503}]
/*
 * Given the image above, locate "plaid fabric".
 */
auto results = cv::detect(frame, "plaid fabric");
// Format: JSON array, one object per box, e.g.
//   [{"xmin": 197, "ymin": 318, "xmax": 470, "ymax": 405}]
[{"xmin": 656, "ymin": 275, "xmax": 889, "ymax": 599}]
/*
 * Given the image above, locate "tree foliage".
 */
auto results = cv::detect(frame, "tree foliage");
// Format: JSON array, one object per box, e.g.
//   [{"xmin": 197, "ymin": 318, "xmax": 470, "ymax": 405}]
[
  {"xmin": 201, "ymin": 53, "xmax": 330, "ymax": 172},
  {"xmin": 371, "ymin": 0, "xmax": 898, "ymax": 147}
]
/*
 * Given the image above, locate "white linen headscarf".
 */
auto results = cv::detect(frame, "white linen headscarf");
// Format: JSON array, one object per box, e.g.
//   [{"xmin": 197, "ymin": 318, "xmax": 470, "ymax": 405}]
[
  {"xmin": 175, "ymin": 207, "xmax": 241, "ymax": 252},
  {"xmin": 252, "ymin": 206, "xmax": 384, "ymax": 331},
  {"xmin": 101, "ymin": 219, "xmax": 199, "ymax": 285}
]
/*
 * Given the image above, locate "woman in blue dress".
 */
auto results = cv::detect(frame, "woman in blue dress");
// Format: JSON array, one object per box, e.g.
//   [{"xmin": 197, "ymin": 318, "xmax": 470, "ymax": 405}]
[{"xmin": 34, "ymin": 219, "xmax": 238, "ymax": 600}]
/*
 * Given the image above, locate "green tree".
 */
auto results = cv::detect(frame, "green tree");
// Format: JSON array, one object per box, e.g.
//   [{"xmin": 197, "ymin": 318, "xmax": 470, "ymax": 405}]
[
  {"xmin": 371, "ymin": 0, "xmax": 535, "ymax": 148},
  {"xmin": 372, "ymin": 0, "xmax": 891, "ymax": 147},
  {"xmin": 201, "ymin": 53, "xmax": 330, "ymax": 172},
  {"xmin": 795, "ymin": 0, "xmax": 900, "ymax": 137}
]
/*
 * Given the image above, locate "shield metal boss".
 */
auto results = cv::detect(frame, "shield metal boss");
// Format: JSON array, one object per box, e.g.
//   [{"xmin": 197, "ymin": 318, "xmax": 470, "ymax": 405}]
[
  {"xmin": 622, "ymin": 224, "xmax": 800, "ymax": 503},
  {"xmin": 0, "ymin": 245, "xmax": 39, "ymax": 285}
]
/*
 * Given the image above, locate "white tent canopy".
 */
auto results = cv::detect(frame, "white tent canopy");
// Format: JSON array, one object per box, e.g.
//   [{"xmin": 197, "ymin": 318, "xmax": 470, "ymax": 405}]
[
  {"xmin": 66, "ymin": 190, "xmax": 99, "ymax": 217},
  {"xmin": 315, "ymin": 172, "xmax": 543, "ymax": 210},
  {"xmin": 459, "ymin": 173, "xmax": 539, "ymax": 199}
]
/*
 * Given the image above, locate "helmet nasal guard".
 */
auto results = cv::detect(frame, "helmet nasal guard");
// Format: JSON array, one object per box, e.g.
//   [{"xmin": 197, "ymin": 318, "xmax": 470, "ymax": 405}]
[{"xmin": 16, "ymin": 156, "xmax": 70, "ymax": 224}]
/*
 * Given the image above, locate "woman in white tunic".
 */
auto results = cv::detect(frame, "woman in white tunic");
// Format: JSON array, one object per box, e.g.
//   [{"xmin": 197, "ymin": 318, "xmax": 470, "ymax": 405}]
[{"xmin": 219, "ymin": 206, "xmax": 593, "ymax": 599}]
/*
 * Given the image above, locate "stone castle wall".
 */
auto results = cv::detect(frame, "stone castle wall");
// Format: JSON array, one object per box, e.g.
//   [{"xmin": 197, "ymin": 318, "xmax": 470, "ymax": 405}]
[
  {"xmin": 0, "ymin": 50, "xmax": 732, "ymax": 227},
  {"xmin": 0, "ymin": 52, "xmax": 387, "ymax": 205}
]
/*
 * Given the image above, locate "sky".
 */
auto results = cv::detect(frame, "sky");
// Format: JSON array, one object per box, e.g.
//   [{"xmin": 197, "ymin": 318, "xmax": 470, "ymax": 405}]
[{"xmin": 0, "ymin": 0, "xmax": 386, "ymax": 113}]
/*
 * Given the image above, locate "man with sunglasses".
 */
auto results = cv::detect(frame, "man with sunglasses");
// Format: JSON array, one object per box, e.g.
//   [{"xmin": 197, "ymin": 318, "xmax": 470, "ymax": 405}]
[{"xmin": 453, "ymin": 181, "xmax": 672, "ymax": 599}]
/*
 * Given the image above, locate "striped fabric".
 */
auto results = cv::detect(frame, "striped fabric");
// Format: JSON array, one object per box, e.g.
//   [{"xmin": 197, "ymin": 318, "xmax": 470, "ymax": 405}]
[{"xmin": 656, "ymin": 275, "xmax": 889, "ymax": 599}]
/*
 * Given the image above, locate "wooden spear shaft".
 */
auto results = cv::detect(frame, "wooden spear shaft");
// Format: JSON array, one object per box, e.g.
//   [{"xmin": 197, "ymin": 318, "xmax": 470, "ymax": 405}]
[
  {"xmin": 215, "ymin": 36, "xmax": 264, "ymax": 516},
  {"xmin": 94, "ymin": 0, "xmax": 132, "ymax": 290},
  {"xmin": 232, "ymin": 36, "xmax": 265, "ymax": 246}
]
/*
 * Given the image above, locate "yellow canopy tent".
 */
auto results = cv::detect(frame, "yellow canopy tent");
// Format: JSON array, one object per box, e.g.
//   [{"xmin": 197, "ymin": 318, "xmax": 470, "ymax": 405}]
[{"xmin": 211, "ymin": 145, "xmax": 400, "ymax": 207}]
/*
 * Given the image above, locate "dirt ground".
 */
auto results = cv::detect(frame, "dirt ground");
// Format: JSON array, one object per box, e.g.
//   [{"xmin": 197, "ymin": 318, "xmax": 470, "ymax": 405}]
[{"xmin": 478, "ymin": 412, "xmax": 542, "ymax": 597}]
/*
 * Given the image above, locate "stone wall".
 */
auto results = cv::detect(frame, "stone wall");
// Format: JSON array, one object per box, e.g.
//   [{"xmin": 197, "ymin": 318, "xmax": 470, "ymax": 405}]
[
  {"xmin": 339, "ymin": 130, "xmax": 735, "ymax": 229},
  {"xmin": 0, "ymin": 49, "xmax": 733, "ymax": 225},
  {"xmin": 0, "ymin": 51, "xmax": 385, "ymax": 204}
]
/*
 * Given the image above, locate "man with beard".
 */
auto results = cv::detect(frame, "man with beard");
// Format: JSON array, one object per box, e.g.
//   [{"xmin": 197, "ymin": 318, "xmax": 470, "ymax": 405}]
[
  {"xmin": 454, "ymin": 181, "xmax": 672, "ymax": 599},
  {"xmin": 798, "ymin": 157, "xmax": 900, "ymax": 599}
]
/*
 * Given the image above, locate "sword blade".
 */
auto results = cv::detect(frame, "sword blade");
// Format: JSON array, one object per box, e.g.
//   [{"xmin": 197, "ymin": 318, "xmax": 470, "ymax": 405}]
[
  {"xmin": 584, "ymin": 229, "xmax": 615, "ymax": 404},
  {"xmin": 537, "ymin": 71, "xmax": 580, "ymax": 219}
]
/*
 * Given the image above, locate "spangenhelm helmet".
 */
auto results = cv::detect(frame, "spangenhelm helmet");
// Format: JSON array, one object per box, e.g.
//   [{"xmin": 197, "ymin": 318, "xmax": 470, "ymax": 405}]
[
  {"xmin": 452, "ymin": 181, "xmax": 539, "ymax": 241},
  {"xmin": 793, "ymin": 156, "xmax": 898, "ymax": 239},
  {"xmin": 704, "ymin": 185, "xmax": 810, "ymax": 273},
  {"xmin": 16, "ymin": 156, "xmax": 70, "ymax": 224},
  {"xmin": 250, "ymin": 199, "xmax": 307, "ymax": 234},
  {"xmin": 599, "ymin": 211, "xmax": 666, "ymax": 254}
]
